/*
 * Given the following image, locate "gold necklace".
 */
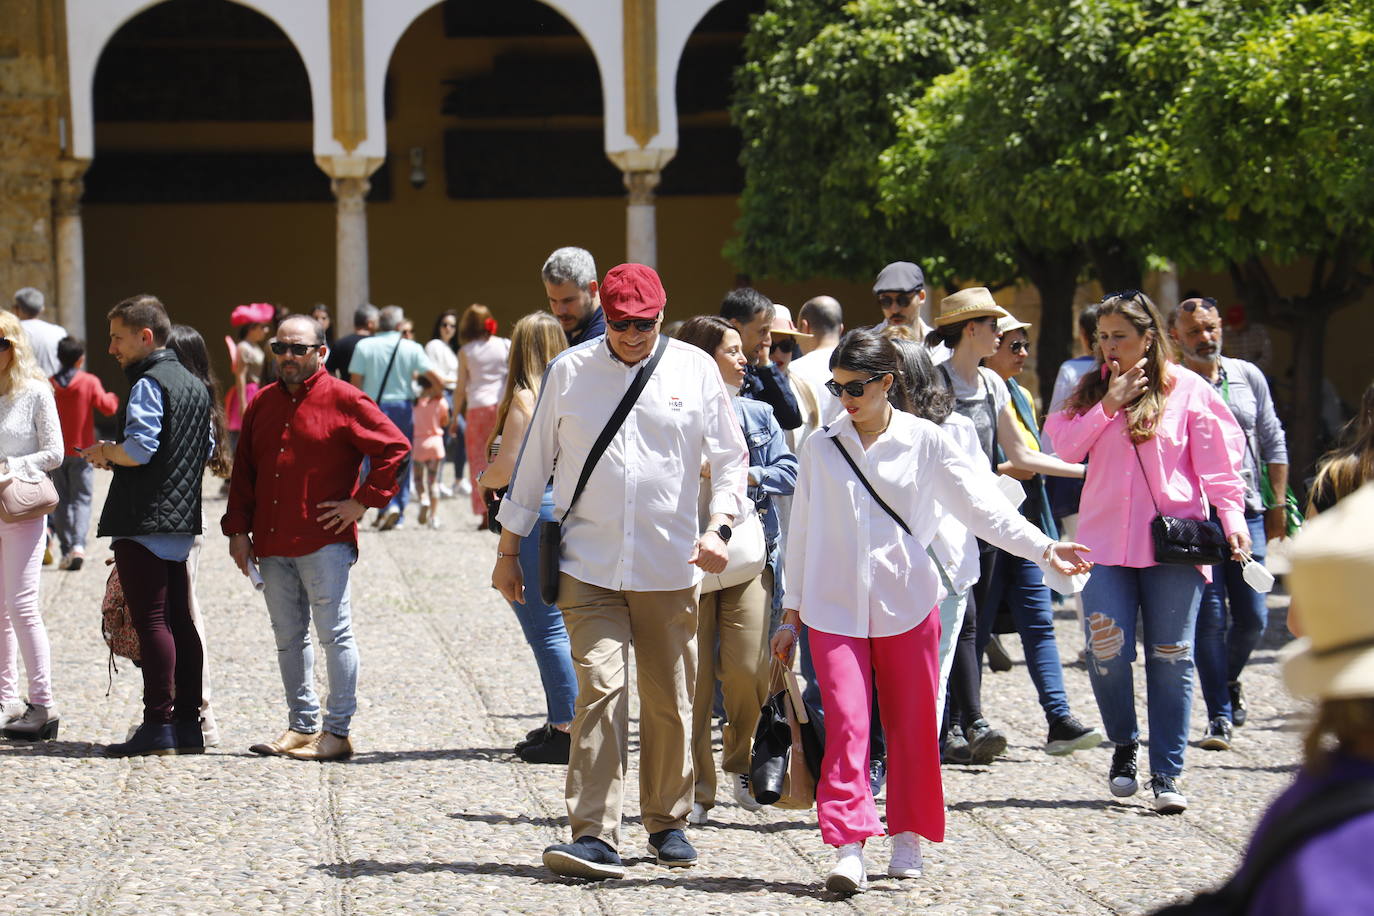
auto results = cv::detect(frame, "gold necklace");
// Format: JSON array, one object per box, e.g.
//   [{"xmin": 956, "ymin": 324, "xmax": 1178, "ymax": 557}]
[{"xmin": 855, "ymin": 407, "xmax": 893, "ymax": 436}]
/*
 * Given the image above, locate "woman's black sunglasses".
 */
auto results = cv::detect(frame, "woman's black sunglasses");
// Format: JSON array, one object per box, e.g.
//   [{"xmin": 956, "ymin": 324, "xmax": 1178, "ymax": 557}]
[
  {"xmin": 0, "ymin": 337, "xmax": 11, "ymax": 352},
  {"xmin": 269, "ymin": 341, "xmax": 323, "ymax": 357},
  {"xmin": 607, "ymin": 318, "xmax": 659, "ymax": 333},
  {"xmin": 825, "ymin": 373, "xmax": 889, "ymax": 399}
]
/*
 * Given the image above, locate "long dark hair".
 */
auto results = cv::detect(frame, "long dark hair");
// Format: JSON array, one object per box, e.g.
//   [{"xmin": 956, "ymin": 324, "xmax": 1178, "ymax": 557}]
[
  {"xmin": 167, "ymin": 323, "xmax": 233, "ymax": 478},
  {"xmin": 431, "ymin": 309, "xmax": 460, "ymax": 353},
  {"xmin": 675, "ymin": 315, "xmax": 733, "ymax": 356},
  {"xmin": 829, "ymin": 329, "xmax": 913, "ymax": 413},
  {"xmin": 890, "ymin": 338, "xmax": 954, "ymax": 424}
]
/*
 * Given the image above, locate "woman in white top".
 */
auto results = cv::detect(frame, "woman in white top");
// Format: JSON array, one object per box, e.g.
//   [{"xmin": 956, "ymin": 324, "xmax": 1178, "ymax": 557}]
[
  {"xmin": 456, "ymin": 304, "xmax": 511, "ymax": 522},
  {"xmin": 770, "ymin": 329, "xmax": 1090, "ymax": 895},
  {"xmin": 0, "ymin": 310, "xmax": 63, "ymax": 740},
  {"xmin": 425, "ymin": 310, "xmax": 461, "ymax": 495}
]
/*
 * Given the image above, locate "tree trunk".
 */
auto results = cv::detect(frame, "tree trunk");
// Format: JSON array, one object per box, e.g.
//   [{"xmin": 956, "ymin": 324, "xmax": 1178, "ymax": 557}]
[
  {"xmin": 1018, "ymin": 245, "xmax": 1087, "ymax": 408},
  {"xmin": 1288, "ymin": 310, "xmax": 1328, "ymax": 492},
  {"xmin": 1085, "ymin": 238, "xmax": 1144, "ymax": 296}
]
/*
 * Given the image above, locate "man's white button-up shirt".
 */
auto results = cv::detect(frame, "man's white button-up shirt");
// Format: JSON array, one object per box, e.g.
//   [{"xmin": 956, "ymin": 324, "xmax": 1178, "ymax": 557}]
[{"xmin": 497, "ymin": 336, "xmax": 749, "ymax": 593}]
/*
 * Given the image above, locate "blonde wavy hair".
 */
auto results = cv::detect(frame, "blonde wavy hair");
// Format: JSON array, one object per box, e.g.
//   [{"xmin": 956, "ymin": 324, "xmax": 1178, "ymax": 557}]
[
  {"xmin": 1063, "ymin": 291, "xmax": 1176, "ymax": 443},
  {"xmin": 0, "ymin": 310, "xmax": 50, "ymax": 392},
  {"xmin": 487, "ymin": 312, "xmax": 567, "ymax": 451}
]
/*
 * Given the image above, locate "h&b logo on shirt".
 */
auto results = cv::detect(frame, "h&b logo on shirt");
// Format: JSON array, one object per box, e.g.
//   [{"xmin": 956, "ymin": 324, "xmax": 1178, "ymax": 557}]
[{"xmin": 668, "ymin": 396, "xmax": 683, "ymax": 411}]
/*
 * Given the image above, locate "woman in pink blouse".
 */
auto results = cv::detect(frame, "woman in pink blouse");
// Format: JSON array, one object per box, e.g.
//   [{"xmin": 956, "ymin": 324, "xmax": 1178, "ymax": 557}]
[{"xmin": 1045, "ymin": 291, "xmax": 1249, "ymax": 816}]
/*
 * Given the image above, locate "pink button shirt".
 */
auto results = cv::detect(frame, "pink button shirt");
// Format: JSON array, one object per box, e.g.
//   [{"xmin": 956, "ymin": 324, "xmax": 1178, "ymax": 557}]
[{"xmin": 1043, "ymin": 365, "xmax": 1247, "ymax": 577}]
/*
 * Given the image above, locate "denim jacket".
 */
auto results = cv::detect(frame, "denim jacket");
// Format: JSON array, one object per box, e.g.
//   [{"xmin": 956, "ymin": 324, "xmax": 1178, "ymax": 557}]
[{"xmin": 734, "ymin": 397, "xmax": 797, "ymax": 548}]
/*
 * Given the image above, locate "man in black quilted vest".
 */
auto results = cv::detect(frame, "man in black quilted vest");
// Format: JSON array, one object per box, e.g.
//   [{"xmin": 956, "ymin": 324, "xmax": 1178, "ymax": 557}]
[{"xmin": 80, "ymin": 294, "xmax": 212, "ymax": 757}]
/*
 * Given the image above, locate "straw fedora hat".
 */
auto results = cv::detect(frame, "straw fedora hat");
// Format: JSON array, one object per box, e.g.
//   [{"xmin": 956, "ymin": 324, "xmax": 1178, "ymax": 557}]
[
  {"xmin": 933, "ymin": 287, "xmax": 1012, "ymax": 327},
  {"xmin": 769, "ymin": 304, "xmax": 813, "ymax": 338},
  {"xmin": 1281, "ymin": 481, "xmax": 1374, "ymax": 700}
]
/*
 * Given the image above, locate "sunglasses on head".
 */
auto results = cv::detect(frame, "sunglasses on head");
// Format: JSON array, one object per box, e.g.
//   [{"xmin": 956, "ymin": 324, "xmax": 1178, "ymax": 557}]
[
  {"xmin": 0, "ymin": 337, "xmax": 11, "ymax": 352},
  {"xmin": 269, "ymin": 341, "xmax": 323, "ymax": 357},
  {"xmin": 825, "ymin": 373, "xmax": 889, "ymax": 399},
  {"xmin": 1178, "ymin": 296, "xmax": 1219, "ymax": 313},
  {"xmin": 877, "ymin": 290, "xmax": 920, "ymax": 309},
  {"xmin": 1104, "ymin": 289, "xmax": 1144, "ymax": 304},
  {"xmin": 607, "ymin": 317, "xmax": 659, "ymax": 333}
]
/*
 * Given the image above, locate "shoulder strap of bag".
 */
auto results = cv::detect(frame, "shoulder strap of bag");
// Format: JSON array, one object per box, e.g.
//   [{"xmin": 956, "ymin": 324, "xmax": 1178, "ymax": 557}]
[
  {"xmin": 1130, "ymin": 438, "xmax": 1164, "ymax": 517},
  {"xmin": 1220, "ymin": 780, "xmax": 1374, "ymax": 912},
  {"xmin": 374, "ymin": 337, "xmax": 403, "ymax": 402},
  {"xmin": 561, "ymin": 335, "xmax": 668, "ymax": 523},
  {"xmin": 827, "ymin": 432, "xmax": 955, "ymax": 593}
]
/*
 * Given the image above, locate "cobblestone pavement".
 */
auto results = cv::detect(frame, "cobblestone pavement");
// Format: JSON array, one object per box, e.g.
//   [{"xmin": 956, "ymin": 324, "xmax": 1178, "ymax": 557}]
[{"xmin": 0, "ymin": 475, "xmax": 1307, "ymax": 914}]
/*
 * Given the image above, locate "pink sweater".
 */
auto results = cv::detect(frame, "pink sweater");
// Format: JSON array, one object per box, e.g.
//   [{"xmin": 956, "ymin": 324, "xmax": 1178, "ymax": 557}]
[{"xmin": 1043, "ymin": 365, "xmax": 1247, "ymax": 575}]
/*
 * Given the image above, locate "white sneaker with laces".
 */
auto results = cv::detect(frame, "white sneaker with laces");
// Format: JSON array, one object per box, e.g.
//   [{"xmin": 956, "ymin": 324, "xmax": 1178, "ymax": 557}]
[
  {"xmin": 730, "ymin": 772, "xmax": 762, "ymax": 811},
  {"xmin": 887, "ymin": 831, "xmax": 923, "ymax": 878},
  {"xmin": 825, "ymin": 843, "xmax": 867, "ymax": 894},
  {"xmin": 688, "ymin": 802, "xmax": 709, "ymax": 826}
]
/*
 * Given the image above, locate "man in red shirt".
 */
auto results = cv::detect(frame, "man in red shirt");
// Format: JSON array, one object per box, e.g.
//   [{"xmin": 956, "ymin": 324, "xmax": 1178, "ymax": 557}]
[
  {"xmin": 50, "ymin": 336, "xmax": 120, "ymax": 570},
  {"xmin": 223, "ymin": 314, "xmax": 408, "ymax": 762}
]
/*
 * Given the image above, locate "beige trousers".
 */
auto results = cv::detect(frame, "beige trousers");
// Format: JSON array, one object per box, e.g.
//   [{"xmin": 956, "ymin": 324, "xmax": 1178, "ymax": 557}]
[
  {"xmin": 691, "ymin": 570, "xmax": 772, "ymax": 807},
  {"xmin": 557, "ymin": 573, "xmax": 699, "ymax": 848}
]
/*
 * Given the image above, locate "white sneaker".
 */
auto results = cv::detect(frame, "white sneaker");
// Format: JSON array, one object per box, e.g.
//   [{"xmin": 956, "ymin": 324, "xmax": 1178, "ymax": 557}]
[
  {"xmin": 825, "ymin": 843, "xmax": 867, "ymax": 894},
  {"xmin": 438, "ymin": 483, "xmax": 455, "ymax": 499},
  {"xmin": 730, "ymin": 772, "xmax": 762, "ymax": 811},
  {"xmin": 377, "ymin": 507, "xmax": 401, "ymax": 531},
  {"xmin": 688, "ymin": 802, "xmax": 709, "ymax": 826},
  {"xmin": 457, "ymin": 478, "xmax": 472, "ymax": 496},
  {"xmin": 887, "ymin": 831, "xmax": 923, "ymax": 878}
]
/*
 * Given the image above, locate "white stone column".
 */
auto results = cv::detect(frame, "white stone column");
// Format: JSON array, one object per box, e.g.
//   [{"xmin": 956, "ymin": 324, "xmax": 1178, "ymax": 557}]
[
  {"xmin": 608, "ymin": 148, "xmax": 674, "ymax": 268},
  {"xmin": 53, "ymin": 160, "xmax": 90, "ymax": 340},
  {"xmin": 1157, "ymin": 261, "xmax": 1180, "ymax": 311},
  {"xmin": 318, "ymin": 155, "xmax": 383, "ymax": 330}
]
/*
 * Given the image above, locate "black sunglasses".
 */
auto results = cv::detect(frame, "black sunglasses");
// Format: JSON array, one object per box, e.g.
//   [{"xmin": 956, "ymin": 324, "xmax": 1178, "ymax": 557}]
[
  {"xmin": 1178, "ymin": 296, "xmax": 1219, "ymax": 313},
  {"xmin": 1104, "ymin": 289, "xmax": 1144, "ymax": 304},
  {"xmin": 269, "ymin": 341, "xmax": 323, "ymax": 357},
  {"xmin": 1004, "ymin": 339, "xmax": 1030, "ymax": 355},
  {"xmin": 877, "ymin": 290, "xmax": 920, "ymax": 308},
  {"xmin": 607, "ymin": 318, "xmax": 659, "ymax": 333},
  {"xmin": 825, "ymin": 373, "xmax": 889, "ymax": 399},
  {"xmin": 0, "ymin": 337, "xmax": 10, "ymax": 352}
]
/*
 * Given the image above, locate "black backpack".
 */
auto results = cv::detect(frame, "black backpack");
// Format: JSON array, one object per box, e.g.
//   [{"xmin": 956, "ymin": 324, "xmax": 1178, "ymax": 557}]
[{"xmin": 1151, "ymin": 780, "xmax": 1374, "ymax": 915}]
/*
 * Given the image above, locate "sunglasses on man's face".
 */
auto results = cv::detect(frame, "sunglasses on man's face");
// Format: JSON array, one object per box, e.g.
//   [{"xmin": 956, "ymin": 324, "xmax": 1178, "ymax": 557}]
[
  {"xmin": 825, "ymin": 373, "xmax": 889, "ymax": 399},
  {"xmin": 607, "ymin": 318, "xmax": 658, "ymax": 333},
  {"xmin": 0, "ymin": 337, "xmax": 11, "ymax": 352},
  {"xmin": 1003, "ymin": 339, "xmax": 1029, "ymax": 355},
  {"xmin": 877, "ymin": 290, "xmax": 920, "ymax": 309},
  {"xmin": 269, "ymin": 341, "xmax": 323, "ymax": 357}
]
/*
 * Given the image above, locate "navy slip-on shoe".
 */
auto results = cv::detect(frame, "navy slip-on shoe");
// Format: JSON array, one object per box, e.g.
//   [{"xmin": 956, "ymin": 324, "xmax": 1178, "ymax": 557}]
[
  {"xmin": 543, "ymin": 836, "xmax": 625, "ymax": 880},
  {"xmin": 647, "ymin": 829, "xmax": 697, "ymax": 868}
]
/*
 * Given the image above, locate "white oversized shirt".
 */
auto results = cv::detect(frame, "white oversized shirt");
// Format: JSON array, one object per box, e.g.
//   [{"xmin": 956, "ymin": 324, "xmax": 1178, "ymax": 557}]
[
  {"xmin": 497, "ymin": 336, "xmax": 749, "ymax": 592},
  {"xmin": 784, "ymin": 410, "xmax": 1053, "ymax": 638}
]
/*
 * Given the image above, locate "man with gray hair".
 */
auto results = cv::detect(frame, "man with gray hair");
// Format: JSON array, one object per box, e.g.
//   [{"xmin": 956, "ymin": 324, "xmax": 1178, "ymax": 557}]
[
  {"xmin": 542, "ymin": 247, "xmax": 605, "ymax": 346},
  {"xmin": 326, "ymin": 303, "xmax": 378, "ymax": 379},
  {"xmin": 348, "ymin": 305, "xmax": 441, "ymax": 529},
  {"xmin": 12, "ymin": 288, "xmax": 67, "ymax": 378}
]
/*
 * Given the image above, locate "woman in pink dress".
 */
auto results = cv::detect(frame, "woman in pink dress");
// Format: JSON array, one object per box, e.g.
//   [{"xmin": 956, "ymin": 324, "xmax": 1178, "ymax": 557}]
[{"xmin": 456, "ymin": 304, "xmax": 510, "ymax": 524}]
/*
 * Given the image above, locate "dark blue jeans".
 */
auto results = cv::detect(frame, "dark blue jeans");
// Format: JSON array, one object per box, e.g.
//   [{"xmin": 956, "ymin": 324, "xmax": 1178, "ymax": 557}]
[
  {"xmin": 509, "ymin": 487, "xmax": 577, "ymax": 725},
  {"xmin": 978, "ymin": 548, "xmax": 1071, "ymax": 724},
  {"xmin": 377, "ymin": 399, "xmax": 413, "ymax": 516},
  {"xmin": 1195, "ymin": 512, "xmax": 1268, "ymax": 720}
]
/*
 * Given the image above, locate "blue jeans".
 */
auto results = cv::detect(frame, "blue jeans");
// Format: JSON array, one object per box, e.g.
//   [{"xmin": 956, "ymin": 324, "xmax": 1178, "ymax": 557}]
[
  {"xmin": 1082, "ymin": 564, "xmax": 1203, "ymax": 778},
  {"xmin": 510, "ymin": 489, "xmax": 577, "ymax": 724},
  {"xmin": 378, "ymin": 399, "xmax": 414, "ymax": 518},
  {"xmin": 260, "ymin": 542, "xmax": 359, "ymax": 736},
  {"xmin": 49, "ymin": 455, "xmax": 93, "ymax": 554},
  {"xmin": 980, "ymin": 549, "xmax": 1071, "ymax": 723},
  {"xmin": 1195, "ymin": 512, "xmax": 1267, "ymax": 720}
]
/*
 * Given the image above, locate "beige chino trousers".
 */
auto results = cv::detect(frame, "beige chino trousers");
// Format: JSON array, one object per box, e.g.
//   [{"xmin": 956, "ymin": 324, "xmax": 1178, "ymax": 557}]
[
  {"xmin": 691, "ymin": 570, "xmax": 772, "ymax": 807},
  {"xmin": 557, "ymin": 573, "xmax": 699, "ymax": 849}
]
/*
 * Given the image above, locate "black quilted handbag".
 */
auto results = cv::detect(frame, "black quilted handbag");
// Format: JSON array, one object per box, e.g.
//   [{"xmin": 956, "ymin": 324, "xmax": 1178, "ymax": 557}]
[{"xmin": 1132, "ymin": 442, "xmax": 1230, "ymax": 566}]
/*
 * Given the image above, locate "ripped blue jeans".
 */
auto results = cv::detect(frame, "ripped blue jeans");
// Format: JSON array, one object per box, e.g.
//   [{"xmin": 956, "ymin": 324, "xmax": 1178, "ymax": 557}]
[{"xmin": 1081, "ymin": 564, "xmax": 1204, "ymax": 778}]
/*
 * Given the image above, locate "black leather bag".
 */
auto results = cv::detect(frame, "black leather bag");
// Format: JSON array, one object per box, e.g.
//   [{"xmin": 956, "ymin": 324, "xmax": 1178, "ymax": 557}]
[
  {"xmin": 537, "ymin": 337, "xmax": 668, "ymax": 606},
  {"xmin": 748, "ymin": 688, "xmax": 793, "ymax": 805},
  {"xmin": 1131, "ymin": 441, "xmax": 1230, "ymax": 566}
]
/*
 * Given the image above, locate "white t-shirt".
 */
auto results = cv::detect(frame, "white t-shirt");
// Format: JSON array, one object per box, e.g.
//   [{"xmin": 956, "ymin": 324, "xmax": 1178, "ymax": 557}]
[
  {"xmin": 20, "ymin": 318, "xmax": 67, "ymax": 378},
  {"xmin": 460, "ymin": 336, "xmax": 512, "ymax": 409}
]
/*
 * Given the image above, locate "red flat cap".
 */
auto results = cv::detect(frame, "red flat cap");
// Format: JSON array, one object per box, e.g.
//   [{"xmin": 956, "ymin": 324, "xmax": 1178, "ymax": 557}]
[{"xmin": 601, "ymin": 263, "xmax": 666, "ymax": 321}]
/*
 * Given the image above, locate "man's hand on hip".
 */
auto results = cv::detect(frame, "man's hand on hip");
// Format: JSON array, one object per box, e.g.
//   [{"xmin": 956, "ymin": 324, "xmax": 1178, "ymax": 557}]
[
  {"xmin": 317, "ymin": 498, "xmax": 366, "ymax": 533},
  {"xmin": 228, "ymin": 534, "xmax": 256, "ymax": 578},
  {"xmin": 689, "ymin": 530, "xmax": 730, "ymax": 575}
]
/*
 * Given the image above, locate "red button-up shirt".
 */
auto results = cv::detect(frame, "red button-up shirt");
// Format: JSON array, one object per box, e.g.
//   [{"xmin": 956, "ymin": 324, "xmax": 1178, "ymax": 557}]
[{"xmin": 221, "ymin": 367, "xmax": 409, "ymax": 558}]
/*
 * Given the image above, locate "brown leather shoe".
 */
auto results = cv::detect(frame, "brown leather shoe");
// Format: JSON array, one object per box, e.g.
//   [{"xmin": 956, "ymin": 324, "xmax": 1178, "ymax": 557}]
[
  {"xmin": 284, "ymin": 731, "xmax": 353, "ymax": 761},
  {"xmin": 249, "ymin": 729, "xmax": 318, "ymax": 757}
]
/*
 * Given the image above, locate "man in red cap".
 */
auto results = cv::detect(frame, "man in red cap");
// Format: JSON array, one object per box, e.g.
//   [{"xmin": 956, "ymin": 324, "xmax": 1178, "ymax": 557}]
[{"xmin": 492, "ymin": 263, "xmax": 749, "ymax": 880}]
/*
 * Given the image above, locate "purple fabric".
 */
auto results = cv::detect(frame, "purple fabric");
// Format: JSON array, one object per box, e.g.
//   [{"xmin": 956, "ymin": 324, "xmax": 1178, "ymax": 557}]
[{"xmin": 1246, "ymin": 753, "xmax": 1374, "ymax": 916}]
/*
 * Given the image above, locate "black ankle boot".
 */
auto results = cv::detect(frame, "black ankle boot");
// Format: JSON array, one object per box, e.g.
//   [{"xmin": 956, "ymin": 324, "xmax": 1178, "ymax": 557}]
[
  {"xmin": 105, "ymin": 722, "xmax": 177, "ymax": 757},
  {"xmin": 175, "ymin": 719, "xmax": 205, "ymax": 755}
]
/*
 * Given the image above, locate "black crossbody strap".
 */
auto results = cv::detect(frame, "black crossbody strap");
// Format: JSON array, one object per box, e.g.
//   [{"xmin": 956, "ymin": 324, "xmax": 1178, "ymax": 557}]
[
  {"xmin": 373, "ymin": 338, "xmax": 403, "ymax": 402},
  {"xmin": 1130, "ymin": 439, "xmax": 1164, "ymax": 516},
  {"xmin": 561, "ymin": 335, "xmax": 668, "ymax": 523}
]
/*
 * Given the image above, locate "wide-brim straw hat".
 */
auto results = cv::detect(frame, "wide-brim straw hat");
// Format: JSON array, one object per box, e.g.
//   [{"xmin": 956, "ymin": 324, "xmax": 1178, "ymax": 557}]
[
  {"xmin": 1281, "ymin": 481, "xmax": 1374, "ymax": 701},
  {"xmin": 933, "ymin": 287, "xmax": 1012, "ymax": 327},
  {"xmin": 769, "ymin": 304, "xmax": 813, "ymax": 338}
]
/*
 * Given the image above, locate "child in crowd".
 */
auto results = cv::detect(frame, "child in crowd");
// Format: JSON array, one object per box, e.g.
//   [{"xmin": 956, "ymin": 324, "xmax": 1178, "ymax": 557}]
[
  {"xmin": 49, "ymin": 336, "xmax": 119, "ymax": 570},
  {"xmin": 413, "ymin": 376, "xmax": 449, "ymax": 529}
]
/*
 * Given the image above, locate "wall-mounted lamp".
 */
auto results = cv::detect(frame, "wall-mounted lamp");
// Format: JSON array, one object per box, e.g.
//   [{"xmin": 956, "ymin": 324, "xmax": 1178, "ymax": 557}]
[{"xmin": 409, "ymin": 146, "xmax": 427, "ymax": 190}]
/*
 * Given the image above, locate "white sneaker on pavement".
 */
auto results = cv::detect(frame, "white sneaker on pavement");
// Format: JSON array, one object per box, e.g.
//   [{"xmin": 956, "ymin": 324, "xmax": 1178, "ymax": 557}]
[
  {"xmin": 457, "ymin": 478, "xmax": 472, "ymax": 496},
  {"xmin": 825, "ymin": 843, "xmax": 867, "ymax": 894},
  {"xmin": 730, "ymin": 772, "xmax": 762, "ymax": 811},
  {"xmin": 887, "ymin": 831, "xmax": 923, "ymax": 878},
  {"xmin": 688, "ymin": 802, "xmax": 709, "ymax": 826}
]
